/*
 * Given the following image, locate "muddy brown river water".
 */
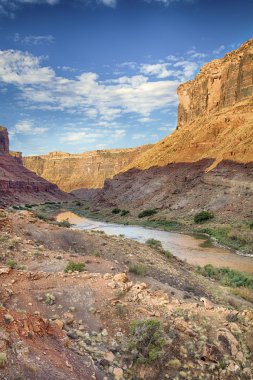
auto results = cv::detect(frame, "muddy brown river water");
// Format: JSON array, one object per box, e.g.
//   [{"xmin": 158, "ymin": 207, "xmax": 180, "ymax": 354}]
[{"xmin": 57, "ymin": 211, "xmax": 253, "ymax": 274}]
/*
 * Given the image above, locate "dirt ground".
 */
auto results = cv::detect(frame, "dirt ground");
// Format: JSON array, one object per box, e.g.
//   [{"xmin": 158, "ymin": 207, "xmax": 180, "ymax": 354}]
[{"xmin": 0, "ymin": 209, "xmax": 252, "ymax": 380}]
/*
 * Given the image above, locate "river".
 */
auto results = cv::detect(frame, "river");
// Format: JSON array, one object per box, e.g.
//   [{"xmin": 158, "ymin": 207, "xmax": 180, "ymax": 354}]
[{"xmin": 57, "ymin": 211, "xmax": 253, "ymax": 274}]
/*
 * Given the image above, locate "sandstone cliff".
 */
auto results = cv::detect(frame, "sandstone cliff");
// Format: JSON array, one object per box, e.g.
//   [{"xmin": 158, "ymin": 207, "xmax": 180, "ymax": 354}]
[
  {"xmin": 75, "ymin": 40, "xmax": 253, "ymax": 220},
  {"xmin": 0, "ymin": 127, "xmax": 70, "ymax": 206},
  {"xmin": 23, "ymin": 145, "xmax": 152, "ymax": 192},
  {"xmin": 125, "ymin": 39, "xmax": 253, "ymax": 171}
]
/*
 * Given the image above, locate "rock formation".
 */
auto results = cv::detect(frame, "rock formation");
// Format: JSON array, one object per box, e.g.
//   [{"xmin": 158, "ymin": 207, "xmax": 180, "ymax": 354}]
[
  {"xmin": 0, "ymin": 126, "xmax": 70, "ymax": 206},
  {"xmin": 0, "ymin": 127, "xmax": 9, "ymax": 155},
  {"xmin": 23, "ymin": 145, "xmax": 152, "ymax": 192},
  {"xmin": 75, "ymin": 39, "xmax": 253, "ymax": 220},
  {"xmin": 124, "ymin": 39, "xmax": 253, "ymax": 171}
]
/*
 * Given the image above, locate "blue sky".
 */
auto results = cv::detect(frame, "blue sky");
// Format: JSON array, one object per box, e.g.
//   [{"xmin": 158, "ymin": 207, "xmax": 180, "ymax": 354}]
[{"xmin": 0, "ymin": 0, "xmax": 252, "ymax": 155}]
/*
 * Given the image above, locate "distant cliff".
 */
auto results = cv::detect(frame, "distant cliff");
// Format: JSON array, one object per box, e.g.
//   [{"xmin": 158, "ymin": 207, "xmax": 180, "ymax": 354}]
[
  {"xmin": 0, "ymin": 126, "xmax": 70, "ymax": 206},
  {"xmin": 23, "ymin": 145, "xmax": 153, "ymax": 192}
]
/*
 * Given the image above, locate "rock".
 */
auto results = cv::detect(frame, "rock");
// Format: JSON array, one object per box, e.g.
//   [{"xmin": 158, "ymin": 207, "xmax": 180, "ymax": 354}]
[
  {"xmin": 54, "ymin": 319, "xmax": 64, "ymax": 330},
  {"xmin": 113, "ymin": 367, "xmax": 124, "ymax": 380},
  {"xmin": 63, "ymin": 312, "xmax": 75, "ymax": 325},
  {"xmin": 101, "ymin": 329, "xmax": 108, "ymax": 337},
  {"xmin": 67, "ymin": 330, "xmax": 78, "ymax": 340},
  {"xmin": 200, "ymin": 297, "xmax": 214, "ymax": 310},
  {"xmin": 217, "ymin": 328, "xmax": 239, "ymax": 357},
  {"xmin": 113, "ymin": 273, "xmax": 128, "ymax": 283},
  {"xmin": 0, "ymin": 267, "xmax": 11, "ymax": 275},
  {"xmin": 104, "ymin": 352, "xmax": 115, "ymax": 363},
  {"xmin": 4, "ymin": 314, "xmax": 14, "ymax": 324}
]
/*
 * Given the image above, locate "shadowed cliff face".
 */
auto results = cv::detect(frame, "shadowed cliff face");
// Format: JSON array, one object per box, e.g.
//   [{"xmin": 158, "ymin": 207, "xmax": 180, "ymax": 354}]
[
  {"xmin": 0, "ymin": 127, "xmax": 71, "ymax": 206},
  {"xmin": 23, "ymin": 145, "xmax": 153, "ymax": 192},
  {"xmin": 0, "ymin": 127, "xmax": 9, "ymax": 155}
]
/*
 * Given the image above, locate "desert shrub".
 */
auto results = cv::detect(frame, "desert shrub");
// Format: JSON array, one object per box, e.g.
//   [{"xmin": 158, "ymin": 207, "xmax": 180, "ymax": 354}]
[
  {"xmin": 146, "ymin": 238, "xmax": 162, "ymax": 250},
  {"xmin": 36, "ymin": 212, "xmax": 49, "ymax": 222},
  {"xmin": 58, "ymin": 219, "xmax": 71, "ymax": 228},
  {"xmin": 121, "ymin": 210, "xmax": 129, "ymax": 216},
  {"xmin": 45, "ymin": 293, "xmax": 56, "ymax": 305},
  {"xmin": 129, "ymin": 264, "xmax": 147, "ymax": 276},
  {"xmin": 143, "ymin": 219, "xmax": 182, "ymax": 231},
  {"xmin": 163, "ymin": 250, "xmax": 172, "ymax": 258},
  {"xmin": 194, "ymin": 211, "xmax": 214, "ymax": 223},
  {"xmin": 112, "ymin": 208, "xmax": 121, "ymax": 214},
  {"xmin": 129, "ymin": 319, "xmax": 165, "ymax": 364},
  {"xmin": 6, "ymin": 259, "xmax": 17, "ymax": 269},
  {"xmin": 197, "ymin": 264, "xmax": 253, "ymax": 289},
  {"xmin": 138, "ymin": 209, "xmax": 157, "ymax": 218},
  {"xmin": 64, "ymin": 261, "xmax": 85, "ymax": 273},
  {"xmin": 249, "ymin": 221, "xmax": 253, "ymax": 230}
]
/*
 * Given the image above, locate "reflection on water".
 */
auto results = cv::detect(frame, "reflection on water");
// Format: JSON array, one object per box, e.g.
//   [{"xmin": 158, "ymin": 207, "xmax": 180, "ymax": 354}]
[{"xmin": 57, "ymin": 211, "xmax": 253, "ymax": 274}]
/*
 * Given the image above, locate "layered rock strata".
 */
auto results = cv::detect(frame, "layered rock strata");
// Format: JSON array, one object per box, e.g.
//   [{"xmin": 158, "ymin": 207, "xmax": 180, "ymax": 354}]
[
  {"xmin": 23, "ymin": 145, "xmax": 152, "ymax": 192},
  {"xmin": 0, "ymin": 127, "xmax": 70, "ymax": 206}
]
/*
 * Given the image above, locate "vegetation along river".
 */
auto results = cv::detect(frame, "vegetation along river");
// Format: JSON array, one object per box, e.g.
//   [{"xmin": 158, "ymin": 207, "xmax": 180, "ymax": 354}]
[{"xmin": 57, "ymin": 211, "xmax": 253, "ymax": 274}]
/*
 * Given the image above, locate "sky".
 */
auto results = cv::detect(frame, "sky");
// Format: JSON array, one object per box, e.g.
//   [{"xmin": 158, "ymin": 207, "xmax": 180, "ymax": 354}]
[{"xmin": 0, "ymin": 0, "xmax": 252, "ymax": 156}]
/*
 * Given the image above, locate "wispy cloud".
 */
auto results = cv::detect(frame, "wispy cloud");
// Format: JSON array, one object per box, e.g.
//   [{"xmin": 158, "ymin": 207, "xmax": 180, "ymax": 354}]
[
  {"xmin": 12, "ymin": 120, "xmax": 48, "ymax": 135},
  {"xmin": 13, "ymin": 33, "xmax": 55, "ymax": 45},
  {"xmin": 0, "ymin": 49, "xmax": 182, "ymax": 121},
  {"xmin": 0, "ymin": 0, "xmax": 199, "ymax": 16},
  {"xmin": 212, "ymin": 45, "xmax": 225, "ymax": 55}
]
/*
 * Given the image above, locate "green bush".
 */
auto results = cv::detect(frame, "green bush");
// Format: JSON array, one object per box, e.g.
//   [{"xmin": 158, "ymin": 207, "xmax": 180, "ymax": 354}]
[
  {"xmin": 129, "ymin": 319, "xmax": 165, "ymax": 364},
  {"xmin": 112, "ymin": 208, "xmax": 121, "ymax": 214},
  {"xmin": 6, "ymin": 259, "xmax": 17, "ymax": 269},
  {"xmin": 249, "ymin": 221, "xmax": 253, "ymax": 230},
  {"xmin": 58, "ymin": 219, "xmax": 71, "ymax": 228},
  {"xmin": 121, "ymin": 210, "xmax": 129, "ymax": 216},
  {"xmin": 64, "ymin": 261, "xmax": 86, "ymax": 273},
  {"xmin": 36, "ymin": 212, "xmax": 49, "ymax": 222},
  {"xmin": 129, "ymin": 264, "xmax": 147, "ymax": 276},
  {"xmin": 197, "ymin": 264, "xmax": 253, "ymax": 289},
  {"xmin": 163, "ymin": 250, "xmax": 172, "ymax": 258},
  {"xmin": 194, "ymin": 211, "xmax": 214, "ymax": 224},
  {"xmin": 138, "ymin": 209, "xmax": 157, "ymax": 218},
  {"xmin": 145, "ymin": 238, "xmax": 162, "ymax": 250}
]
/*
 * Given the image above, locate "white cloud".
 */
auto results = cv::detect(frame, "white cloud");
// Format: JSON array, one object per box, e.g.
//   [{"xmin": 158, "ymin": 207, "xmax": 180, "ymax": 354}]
[
  {"xmin": 14, "ymin": 33, "xmax": 55, "ymax": 45},
  {"xmin": 0, "ymin": 49, "xmax": 201, "ymax": 124},
  {"xmin": 99, "ymin": 0, "xmax": 117, "ymax": 7},
  {"xmin": 140, "ymin": 63, "xmax": 173, "ymax": 79},
  {"xmin": 0, "ymin": 49, "xmax": 181, "ymax": 120},
  {"xmin": 0, "ymin": 50, "xmax": 54, "ymax": 84},
  {"xmin": 12, "ymin": 120, "xmax": 48, "ymax": 135}
]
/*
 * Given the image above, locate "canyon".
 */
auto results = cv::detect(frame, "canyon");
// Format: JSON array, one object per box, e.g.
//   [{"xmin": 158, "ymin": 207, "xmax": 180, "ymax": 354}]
[
  {"xmin": 0, "ymin": 127, "xmax": 70, "ymax": 207},
  {"xmin": 73, "ymin": 39, "xmax": 253, "ymax": 222},
  {"xmin": 23, "ymin": 145, "xmax": 152, "ymax": 192}
]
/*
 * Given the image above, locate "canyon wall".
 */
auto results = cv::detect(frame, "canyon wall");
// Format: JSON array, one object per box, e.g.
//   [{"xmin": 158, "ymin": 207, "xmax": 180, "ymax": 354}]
[
  {"xmin": 75, "ymin": 39, "xmax": 253, "ymax": 220},
  {"xmin": 177, "ymin": 39, "xmax": 253, "ymax": 129},
  {"xmin": 124, "ymin": 39, "xmax": 253, "ymax": 172},
  {"xmin": 0, "ymin": 127, "xmax": 70, "ymax": 206},
  {"xmin": 23, "ymin": 145, "xmax": 152, "ymax": 192}
]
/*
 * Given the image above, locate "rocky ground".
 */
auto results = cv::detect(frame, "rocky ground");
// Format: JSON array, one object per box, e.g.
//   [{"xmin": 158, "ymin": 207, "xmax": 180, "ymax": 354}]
[{"xmin": 0, "ymin": 208, "xmax": 252, "ymax": 379}]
